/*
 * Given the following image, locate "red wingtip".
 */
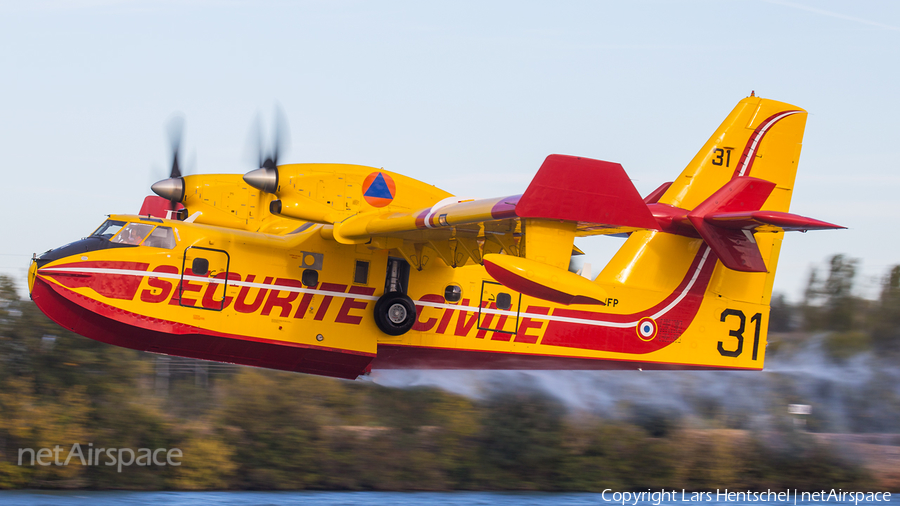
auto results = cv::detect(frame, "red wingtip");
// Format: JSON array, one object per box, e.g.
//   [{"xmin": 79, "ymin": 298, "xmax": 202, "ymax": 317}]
[{"xmin": 517, "ymin": 155, "xmax": 660, "ymax": 230}]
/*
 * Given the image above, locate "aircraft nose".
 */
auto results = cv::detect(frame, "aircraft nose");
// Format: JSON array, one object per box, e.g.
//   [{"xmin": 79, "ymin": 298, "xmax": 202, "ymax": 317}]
[
  {"xmin": 151, "ymin": 177, "xmax": 184, "ymax": 202},
  {"xmin": 28, "ymin": 256, "xmax": 37, "ymax": 294},
  {"xmin": 243, "ymin": 166, "xmax": 278, "ymax": 194}
]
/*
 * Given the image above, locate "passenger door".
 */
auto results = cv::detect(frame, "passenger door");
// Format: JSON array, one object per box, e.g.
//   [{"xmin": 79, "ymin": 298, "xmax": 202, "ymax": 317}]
[
  {"xmin": 478, "ymin": 280, "xmax": 521, "ymax": 335},
  {"xmin": 177, "ymin": 246, "xmax": 231, "ymax": 311}
]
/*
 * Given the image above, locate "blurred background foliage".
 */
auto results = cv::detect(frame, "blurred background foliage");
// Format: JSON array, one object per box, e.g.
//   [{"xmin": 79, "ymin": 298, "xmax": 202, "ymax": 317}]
[{"xmin": 0, "ymin": 254, "xmax": 898, "ymax": 491}]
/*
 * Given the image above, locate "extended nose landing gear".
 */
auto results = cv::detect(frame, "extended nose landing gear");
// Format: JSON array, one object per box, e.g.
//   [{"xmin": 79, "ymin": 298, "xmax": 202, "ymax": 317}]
[{"xmin": 374, "ymin": 257, "xmax": 415, "ymax": 336}]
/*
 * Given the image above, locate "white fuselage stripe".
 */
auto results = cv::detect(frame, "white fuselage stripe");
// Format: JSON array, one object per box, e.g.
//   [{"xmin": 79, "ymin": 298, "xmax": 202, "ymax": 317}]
[
  {"xmin": 41, "ymin": 250, "xmax": 711, "ymax": 329},
  {"xmin": 41, "ymin": 267, "xmax": 378, "ymax": 301}
]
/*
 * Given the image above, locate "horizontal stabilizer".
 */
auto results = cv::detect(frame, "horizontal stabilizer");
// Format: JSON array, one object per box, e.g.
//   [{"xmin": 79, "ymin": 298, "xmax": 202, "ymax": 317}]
[
  {"xmin": 697, "ymin": 227, "xmax": 766, "ymax": 272},
  {"xmin": 678, "ymin": 176, "xmax": 845, "ymax": 272},
  {"xmin": 517, "ymin": 155, "xmax": 660, "ymax": 230},
  {"xmin": 687, "ymin": 177, "xmax": 776, "ymax": 272},
  {"xmin": 705, "ymin": 210, "xmax": 845, "ymax": 232},
  {"xmin": 688, "ymin": 177, "xmax": 776, "ymax": 217}
]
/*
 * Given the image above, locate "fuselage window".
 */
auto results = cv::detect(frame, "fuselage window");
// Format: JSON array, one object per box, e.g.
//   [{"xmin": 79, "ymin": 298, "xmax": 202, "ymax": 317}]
[
  {"xmin": 496, "ymin": 292, "xmax": 512, "ymax": 311},
  {"xmin": 354, "ymin": 261, "xmax": 369, "ymax": 284},
  {"xmin": 110, "ymin": 223, "xmax": 155, "ymax": 246},
  {"xmin": 302, "ymin": 269, "xmax": 319, "ymax": 287},
  {"xmin": 142, "ymin": 226, "xmax": 177, "ymax": 249},
  {"xmin": 444, "ymin": 284, "xmax": 462, "ymax": 303}
]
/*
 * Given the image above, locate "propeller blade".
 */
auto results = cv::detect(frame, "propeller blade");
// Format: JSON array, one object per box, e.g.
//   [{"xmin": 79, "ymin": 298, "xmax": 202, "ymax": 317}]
[
  {"xmin": 166, "ymin": 115, "xmax": 185, "ymax": 179},
  {"xmin": 149, "ymin": 113, "xmax": 189, "ymax": 216},
  {"xmin": 243, "ymin": 104, "xmax": 291, "ymax": 193},
  {"xmin": 272, "ymin": 103, "xmax": 291, "ymax": 168}
]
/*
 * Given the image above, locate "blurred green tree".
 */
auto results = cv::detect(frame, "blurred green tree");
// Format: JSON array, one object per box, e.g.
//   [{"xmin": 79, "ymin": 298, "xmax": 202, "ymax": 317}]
[
  {"xmin": 871, "ymin": 265, "xmax": 900, "ymax": 352},
  {"xmin": 768, "ymin": 293, "xmax": 794, "ymax": 332},
  {"xmin": 803, "ymin": 255, "xmax": 859, "ymax": 331},
  {"xmin": 476, "ymin": 390, "xmax": 566, "ymax": 489}
]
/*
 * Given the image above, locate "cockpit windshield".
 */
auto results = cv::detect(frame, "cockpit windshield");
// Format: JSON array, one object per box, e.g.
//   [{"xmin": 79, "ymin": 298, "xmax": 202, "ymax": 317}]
[
  {"xmin": 88, "ymin": 219, "xmax": 178, "ymax": 249},
  {"xmin": 90, "ymin": 220, "xmax": 126, "ymax": 239},
  {"xmin": 111, "ymin": 223, "xmax": 155, "ymax": 245}
]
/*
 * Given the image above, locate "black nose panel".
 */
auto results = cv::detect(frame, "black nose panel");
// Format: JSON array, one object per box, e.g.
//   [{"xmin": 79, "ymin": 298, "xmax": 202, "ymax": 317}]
[{"xmin": 35, "ymin": 238, "xmax": 136, "ymax": 267}]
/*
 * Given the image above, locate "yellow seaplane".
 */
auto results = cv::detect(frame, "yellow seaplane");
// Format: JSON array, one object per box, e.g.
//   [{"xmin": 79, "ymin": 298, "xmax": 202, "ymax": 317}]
[{"xmin": 28, "ymin": 96, "xmax": 843, "ymax": 379}]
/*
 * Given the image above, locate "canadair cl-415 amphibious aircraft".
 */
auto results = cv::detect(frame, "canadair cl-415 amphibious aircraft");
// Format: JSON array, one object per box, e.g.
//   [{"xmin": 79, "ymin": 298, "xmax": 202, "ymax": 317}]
[{"xmin": 29, "ymin": 96, "xmax": 843, "ymax": 379}]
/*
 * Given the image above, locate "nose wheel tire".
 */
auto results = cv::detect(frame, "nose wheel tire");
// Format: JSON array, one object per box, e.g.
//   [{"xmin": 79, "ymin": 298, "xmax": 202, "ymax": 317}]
[{"xmin": 374, "ymin": 292, "xmax": 416, "ymax": 336}]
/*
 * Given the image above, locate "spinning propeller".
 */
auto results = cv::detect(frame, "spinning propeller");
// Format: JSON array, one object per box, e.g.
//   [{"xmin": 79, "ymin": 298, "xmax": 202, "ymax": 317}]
[
  {"xmin": 150, "ymin": 116, "xmax": 187, "ymax": 216},
  {"xmin": 150, "ymin": 107, "xmax": 290, "ymax": 217},
  {"xmin": 243, "ymin": 106, "xmax": 290, "ymax": 194}
]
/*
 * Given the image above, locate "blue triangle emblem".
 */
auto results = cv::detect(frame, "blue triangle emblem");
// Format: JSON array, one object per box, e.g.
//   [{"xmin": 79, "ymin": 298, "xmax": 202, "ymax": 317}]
[{"xmin": 364, "ymin": 173, "xmax": 393, "ymax": 199}]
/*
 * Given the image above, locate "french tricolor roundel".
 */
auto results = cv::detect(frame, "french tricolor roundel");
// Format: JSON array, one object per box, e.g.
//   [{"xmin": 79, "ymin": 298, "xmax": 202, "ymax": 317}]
[
  {"xmin": 636, "ymin": 317, "xmax": 658, "ymax": 341},
  {"xmin": 362, "ymin": 171, "xmax": 396, "ymax": 208}
]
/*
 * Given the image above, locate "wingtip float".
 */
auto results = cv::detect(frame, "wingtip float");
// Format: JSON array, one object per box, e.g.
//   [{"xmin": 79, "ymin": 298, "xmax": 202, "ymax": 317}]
[{"xmin": 30, "ymin": 96, "xmax": 843, "ymax": 379}]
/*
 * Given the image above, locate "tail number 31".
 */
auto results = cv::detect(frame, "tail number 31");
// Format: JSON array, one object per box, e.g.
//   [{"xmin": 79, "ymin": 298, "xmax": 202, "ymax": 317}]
[{"xmin": 718, "ymin": 309, "xmax": 762, "ymax": 360}]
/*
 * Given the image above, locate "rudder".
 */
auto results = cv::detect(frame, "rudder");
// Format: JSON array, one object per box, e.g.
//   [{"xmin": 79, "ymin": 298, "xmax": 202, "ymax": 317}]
[{"xmin": 659, "ymin": 96, "xmax": 807, "ymax": 213}]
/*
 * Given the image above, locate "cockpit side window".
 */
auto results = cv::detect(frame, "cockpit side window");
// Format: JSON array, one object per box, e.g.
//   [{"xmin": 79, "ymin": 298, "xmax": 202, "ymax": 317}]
[
  {"xmin": 110, "ymin": 223, "xmax": 155, "ymax": 246},
  {"xmin": 142, "ymin": 226, "xmax": 177, "ymax": 249},
  {"xmin": 90, "ymin": 220, "xmax": 127, "ymax": 240}
]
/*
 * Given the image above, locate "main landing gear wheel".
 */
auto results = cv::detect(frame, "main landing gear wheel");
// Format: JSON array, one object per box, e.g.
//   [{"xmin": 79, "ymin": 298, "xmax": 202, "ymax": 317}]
[{"xmin": 374, "ymin": 292, "xmax": 416, "ymax": 336}]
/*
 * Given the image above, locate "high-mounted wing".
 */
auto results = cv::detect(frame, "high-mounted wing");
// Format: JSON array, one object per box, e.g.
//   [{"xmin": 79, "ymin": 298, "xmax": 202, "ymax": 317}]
[
  {"xmin": 335, "ymin": 155, "xmax": 659, "ymax": 241},
  {"xmin": 150, "ymin": 150, "xmax": 841, "ymax": 307},
  {"xmin": 327, "ymin": 155, "xmax": 662, "ymax": 272}
]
